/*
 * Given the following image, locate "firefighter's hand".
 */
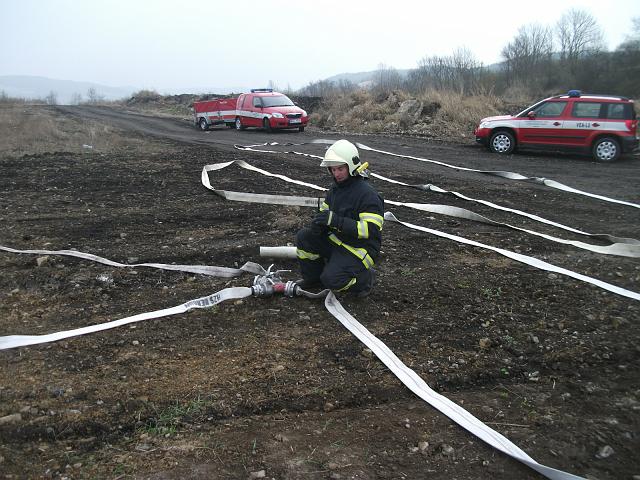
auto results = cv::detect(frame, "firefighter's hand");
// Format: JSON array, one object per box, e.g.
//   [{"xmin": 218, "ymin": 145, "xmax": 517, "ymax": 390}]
[
  {"xmin": 312, "ymin": 210, "xmax": 331, "ymax": 227},
  {"xmin": 313, "ymin": 210, "xmax": 343, "ymax": 230}
]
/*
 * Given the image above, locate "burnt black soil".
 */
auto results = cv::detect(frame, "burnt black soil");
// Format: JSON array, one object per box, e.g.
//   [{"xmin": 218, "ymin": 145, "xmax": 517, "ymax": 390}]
[{"xmin": 0, "ymin": 106, "xmax": 639, "ymax": 479}]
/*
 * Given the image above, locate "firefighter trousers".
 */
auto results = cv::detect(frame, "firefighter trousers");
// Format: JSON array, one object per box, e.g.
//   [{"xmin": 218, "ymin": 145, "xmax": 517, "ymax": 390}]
[{"xmin": 295, "ymin": 227, "xmax": 373, "ymax": 293}]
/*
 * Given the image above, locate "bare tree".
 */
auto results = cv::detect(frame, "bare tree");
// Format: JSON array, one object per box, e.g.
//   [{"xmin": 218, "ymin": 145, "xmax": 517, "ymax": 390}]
[
  {"xmin": 617, "ymin": 16, "xmax": 640, "ymax": 51},
  {"xmin": 372, "ymin": 63, "xmax": 403, "ymax": 95},
  {"xmin": 501, "ymin": 23, "xmax": 553, "ymax": 89},
  {"xmin": 70, "ymin": 92, "xmax": 83, "ymax": 105},
  {"xmin": 45, "ymin": 90, "xmax": 58, "ymax": 105},
  {"xmin": 556, "ymin": 9, "xmax": 605, "ymax": 69},
  {"xmin": 451, "ymin": 47, "xmax": 483, "ymax": 94},
  {"xmin": 86, "ymin": 87, "xmax": 104, "ymax": 104}
]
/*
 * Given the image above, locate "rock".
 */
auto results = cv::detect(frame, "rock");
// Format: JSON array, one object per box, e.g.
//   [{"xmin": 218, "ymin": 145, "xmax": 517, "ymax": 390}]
[
  {"xmin": 327, "ymin": 462, "xmax": 339, "ymax": 470},
  {"xmin": 323, "ymin": 402, "xmax": 335, "ymax": 412},
  {"xmin": 96, "ymin": 274, "xmax": 113, "ymax": 285},
  {"xmin": 441, "ymin": 444, "xmax": 454, "ymax": 456},
  {"xmin": 272, "ymin": 365, "xmax": 285, "ymax": 372},
  {"xmin": 249, "ymin": 470, "xmax": 266, "ymax": 479},
  {"xmin": 0, "ymin": 413, "xmax": 22, "ymax": 425},
  {"xmin": 48, "ymin": 386, "xmax": 65, "ymax": 397},
  {"xmin": 479, "ymin": 338, "xmax": 491, "ymax": 349},
  {"xmin": 397, "ymin": 99, "xmax": 423, "ymax": 119},
  {"xmin": 418, "ymin": 441, "xmax": 429, "ymax": 451},
  {"xmin": 595, "ymin": 445, "xmax": 614, "ymax": 459},
  {"xmin": 36, "ymin": 256, "xmax": 50, "ymax": 267},
  {"xmin": 330, "ymin": 473, "xmax": 342, "ymax": 480},
  {"xmin": 274, "ymin": 433, "xmax": 289, "ymax": 442}
]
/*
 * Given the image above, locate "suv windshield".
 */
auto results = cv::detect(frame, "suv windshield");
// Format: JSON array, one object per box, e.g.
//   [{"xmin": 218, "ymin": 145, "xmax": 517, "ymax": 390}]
[{"xmin": 261, "ymin": 95, "xmax": 295, "ymax": 108}]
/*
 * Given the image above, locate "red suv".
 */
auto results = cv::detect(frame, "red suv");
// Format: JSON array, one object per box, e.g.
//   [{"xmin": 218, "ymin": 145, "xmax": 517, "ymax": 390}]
[
  {"xmin": 235, "ymin": 89, "xmax": 308, "ymax": 132},
  {"xmin": 474, "ymin": 90, "xmax": 638, "ymax": 162}
]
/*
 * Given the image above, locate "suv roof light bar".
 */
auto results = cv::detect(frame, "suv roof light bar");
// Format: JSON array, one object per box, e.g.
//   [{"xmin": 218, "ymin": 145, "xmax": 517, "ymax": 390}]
[
  {"xmin": 552, "ymin": 90, "xmax": 630, "ymax": 101},
  {"xmin": 250, "ymin": 88, "xmax": 274, "ymax": 93}
]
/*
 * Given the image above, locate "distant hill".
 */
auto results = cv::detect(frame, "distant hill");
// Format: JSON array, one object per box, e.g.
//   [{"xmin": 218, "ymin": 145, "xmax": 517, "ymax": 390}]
[
  {"xmin": 0, "ymin": 75, "xmax": 137, "ymax": 104},
  {"xmin": 323, "ymin": 69, "xmax": 412, "ymax": 87},
  {"xmin": 320, "ymin": 62, "xmax": 503, "ymax": 89},
  {"xmin": 0, "ymin": 76, "xmax": 251, "ymax": 104}
]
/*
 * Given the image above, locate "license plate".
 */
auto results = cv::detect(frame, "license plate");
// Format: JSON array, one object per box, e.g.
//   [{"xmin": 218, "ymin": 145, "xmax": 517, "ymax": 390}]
[{"xmin": 289, "ymin": 118, "xmax": 301, "ymax": 124}]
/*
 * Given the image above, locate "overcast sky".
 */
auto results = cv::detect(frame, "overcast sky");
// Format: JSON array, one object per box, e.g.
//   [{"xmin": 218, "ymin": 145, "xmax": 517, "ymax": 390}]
[{"xmin": 1, "ymin": 0, "xmax": 638, "ymax": 93}]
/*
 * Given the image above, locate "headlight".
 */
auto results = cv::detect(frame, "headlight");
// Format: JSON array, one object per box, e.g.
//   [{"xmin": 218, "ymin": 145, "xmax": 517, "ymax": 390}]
[{"xmin": 271, "ymin": 112, "xmax": 284, "ymax": 118}]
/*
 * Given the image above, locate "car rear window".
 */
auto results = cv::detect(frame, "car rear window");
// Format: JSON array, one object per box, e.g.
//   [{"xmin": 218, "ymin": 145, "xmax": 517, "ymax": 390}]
[{"xmin": 605, "ymin": 103, "xmax": 634, "ymax": 120}]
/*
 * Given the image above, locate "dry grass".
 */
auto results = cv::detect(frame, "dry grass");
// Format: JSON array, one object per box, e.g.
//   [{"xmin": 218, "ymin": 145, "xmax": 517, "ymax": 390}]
[
  {"xmin": 311, "ymin": 88, "xmax": 518, "ymax": 141},
  {"xmin": 0, "ymin": 105, "xmax": 160, "ymax": 157}
]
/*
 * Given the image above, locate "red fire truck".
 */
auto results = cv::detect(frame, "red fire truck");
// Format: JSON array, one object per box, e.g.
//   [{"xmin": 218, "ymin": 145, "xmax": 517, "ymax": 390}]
[{"xmin": 193, "ymin": 89, "xmax": 309, "ymax": 132}]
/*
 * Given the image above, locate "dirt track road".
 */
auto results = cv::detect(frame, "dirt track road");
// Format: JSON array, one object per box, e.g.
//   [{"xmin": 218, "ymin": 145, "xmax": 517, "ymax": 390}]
[{"xmin": 1, "ymin": 106, "xmax": 639, "ymax": 480}]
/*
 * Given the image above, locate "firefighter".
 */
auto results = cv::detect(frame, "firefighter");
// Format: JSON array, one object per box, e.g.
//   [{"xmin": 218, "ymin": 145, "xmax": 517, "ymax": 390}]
[{"xmin": 295, "ymin": 139, "xmax": 384, "ymax": 297}]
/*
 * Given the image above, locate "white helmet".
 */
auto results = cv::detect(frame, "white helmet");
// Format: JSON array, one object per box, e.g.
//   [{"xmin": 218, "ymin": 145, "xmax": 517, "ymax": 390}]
[{"xmin": 320, "ymin": 139, "xmax": 361, "ymax": 176}]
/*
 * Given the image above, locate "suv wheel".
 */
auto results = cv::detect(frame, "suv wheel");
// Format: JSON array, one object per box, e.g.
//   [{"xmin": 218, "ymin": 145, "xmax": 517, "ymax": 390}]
[
  {"xmin": 262, "ymin": 117, "xmax": 272, "ymax": 132},
  {"xmin": 489, "ymin": 131, "xmax": 515, "ymax": 154},
  {"xmin": 198, "ymin": 118, "xmax": 208, "ymax": 131},
  {"xmin": 592, "ymin": 137, "xmax": 620, "ymax": 162},
  {"xmin": 235, "ymin": 117, "xmax": 245, "ymax": 131}
]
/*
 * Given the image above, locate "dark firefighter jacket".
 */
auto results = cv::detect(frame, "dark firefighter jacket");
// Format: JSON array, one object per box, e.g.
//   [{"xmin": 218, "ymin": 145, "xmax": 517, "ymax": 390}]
[{"xmin": 320, "ymin": 175, "xmax": 384, "ymax": 269}]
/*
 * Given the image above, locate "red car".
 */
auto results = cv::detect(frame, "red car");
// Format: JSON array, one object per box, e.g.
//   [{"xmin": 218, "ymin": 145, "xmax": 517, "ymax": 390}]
[
  {"xmin": 235, "ymin": 89, "xmax": 308, "ymax": 132},
  {"xmin": 474, "ymin": 90, "xmax": 638, "ymax": 162}
]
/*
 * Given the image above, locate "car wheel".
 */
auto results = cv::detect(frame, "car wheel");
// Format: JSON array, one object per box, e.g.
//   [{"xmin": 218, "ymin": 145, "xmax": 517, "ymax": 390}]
[
  {"xmin": 489, "ymin": 131, "xmax": 515, "ymax": 154},
  {"xmin": 263, "ymin": 117, "xmax": 272, "ymax": 132},
  {"xmin": 199, "ymin": 118, "xmax": 208, "ymax": 131},
  {"xmin": 298, "ymin": 126, "xmax": 305, "ymax": 132},
  {"xmin": 592, "ymin": 137, "xmax": 620, "ymax": 162},
  {"xmin": 235, "ymin": 117, "xmax": 245, "ymax": 131}
]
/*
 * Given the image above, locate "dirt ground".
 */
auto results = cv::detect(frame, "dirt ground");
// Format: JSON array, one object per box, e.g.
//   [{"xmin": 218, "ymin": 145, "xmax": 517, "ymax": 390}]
[{"xmin": 0, "ymin": 105, "xmax": 639, "ymax": 480}]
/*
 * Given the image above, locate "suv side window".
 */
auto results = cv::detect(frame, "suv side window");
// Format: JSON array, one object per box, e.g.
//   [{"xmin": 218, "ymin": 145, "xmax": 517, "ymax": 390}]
[
  {"xmin": 606, "ymin": 103, "xmax": 633, "ymax": 120},
  {"xmin": 572, "ymin": 102, "xmax": 603, "ymax": 118},
  {"xmin": 252, "ymin": 96, "xmax": 263, "ymax": 108},
  {"xmin": 533, "ymin": 101, "xmax": 567, "ymax": 117}
]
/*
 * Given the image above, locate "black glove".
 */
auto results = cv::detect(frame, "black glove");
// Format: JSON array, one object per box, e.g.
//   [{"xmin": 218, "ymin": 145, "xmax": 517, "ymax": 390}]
[
  {"xmin": 312, "ymin": 210, "xmax": 343, "ymax": 230},
  {"xmin": 312, "ymin": 210, "xmax": 330, "ymax": 227}
]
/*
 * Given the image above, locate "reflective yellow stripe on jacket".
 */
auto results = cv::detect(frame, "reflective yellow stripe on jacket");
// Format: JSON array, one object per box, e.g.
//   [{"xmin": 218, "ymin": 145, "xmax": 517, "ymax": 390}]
[
  {"xmin": 328, "ymin": 234, "xmax": 375, "ymax": 269},
  {"xmin": 356, "ymin": 212, "xmax": 384, "ymax": 239}
]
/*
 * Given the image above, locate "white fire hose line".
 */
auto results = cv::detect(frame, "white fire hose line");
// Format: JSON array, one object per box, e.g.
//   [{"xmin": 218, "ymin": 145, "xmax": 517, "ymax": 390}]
[
  {"xmin": 201, "ymin": 161, "xmax": 640, "ymax": 300},
  {"xmin": 202, "ymin": 160, "xmax": 640, "ymax": 262},
  {"xmin": 0, "ymin": 287, "xmax": 253, "ymax": 350},
  {"xmin": 235, "ymin": 140, "xmax": 640, "ymax": 209},
  {"xmin": 370, "ymin": 172, "xmax": 640, "ymax": 246},
  {"xmin": 0, "ymin": 245, "xmax": 266, "ymax": 278},
  {"xmin": 324, "ymin": 292, "xmax": 584, "ymax": 480},
  {"xmin": 354, "ymin": 142, "xmax": 640, "ymax": 210},
  {"xmin": 383, "ymin": 212, "xmax": 640, "ymax": 302},
  {"xmin": 383, "ymin": 199, "xmax": 640, "ymax": 258},
  {"xmin": 233, "ymin": 142, "xmax": 640, "ymax": 244},
  {"xmin": 0, "ymin": 264, "xmax": 585, "ymax": 479}
]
